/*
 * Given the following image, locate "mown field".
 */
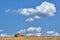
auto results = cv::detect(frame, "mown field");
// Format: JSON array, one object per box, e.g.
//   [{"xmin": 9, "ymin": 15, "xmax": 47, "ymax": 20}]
[{"xmin": 0, "ymin": 36, "xmax": 60, "ymax": 40}]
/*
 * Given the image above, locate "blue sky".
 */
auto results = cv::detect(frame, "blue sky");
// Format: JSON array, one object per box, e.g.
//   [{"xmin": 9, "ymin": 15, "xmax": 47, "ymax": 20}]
[{"xmin": 0, "ymin": 0, "xmax": 60, "ymax": 36}]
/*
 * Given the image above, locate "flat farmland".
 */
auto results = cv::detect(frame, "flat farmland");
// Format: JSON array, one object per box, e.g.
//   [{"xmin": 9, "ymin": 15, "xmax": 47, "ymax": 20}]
[{"xmin": 0, "ymin": 36, "xmax": 60, "ymax": 40}]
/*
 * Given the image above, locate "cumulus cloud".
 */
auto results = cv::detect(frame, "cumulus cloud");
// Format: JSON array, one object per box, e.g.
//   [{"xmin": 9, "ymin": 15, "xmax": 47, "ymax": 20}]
[
  {"xmin": 19, "ymin": 8, "xmax": 37, "ymax": 16},
  {"xmin": 34, "ymin": 16, "xmax": 40, "ymax": 19},
  {"xmin": 27, "ymin": 27, "xmax": 41, "ymax": 33},
  {"xmin": 26, "ymin": 27, "xmax": 41, "ymax": 36},
  {"xmin": 17, "ymin": 1, "xmax": 56, "ymax": 16},
  {"xmin": 26, "ymin": 16, "xmax": 40, "ymax": 22},
  {"xmin": 5, "ymin": 2, "xmax": 56, "ymax": 16},
  {"xmin": 46, "ymin": 31, "xmax": 60, "ymax": 36},
  {"xmin": 26, "ymin": 17, "xmax": 34, "ymax": 22},
  {"xmin": 36, "ymin": 2, "xmax": 56, "ymax": 16},
  {"xmin": 17, "ymin": 27, "xmax": 41, "ymax": 36}
]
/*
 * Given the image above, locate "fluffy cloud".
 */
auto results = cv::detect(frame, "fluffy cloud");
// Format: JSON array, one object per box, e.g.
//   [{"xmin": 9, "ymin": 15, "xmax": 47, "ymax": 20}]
[
  {"xmin": 26, "ymin": 16, "xmax": 40, "ymax": 22},
  {"xmin": 17, "ymin": 2, "xmax": 56, "ymax": 16},
  {"xmin": 46, "ymin": 31, "xmax": 60, "ymax": 36},
  {"xmin": 46, "ymin": 31, "xmax": 55, "ymax": 34},
  {"xmin": 34, "ymin": 16, "xmax": 40, "ymax": 19},
  {"xmin": 26, "ymin": 27, "xmax": 41, "ymax": 36},
  {"xmin": 5, "ymin": 2, "xmax": 56, "ymax": 16},
  {"xmin": 27, "ymin": 27, "xmax": 41, "ymax": 33},
  {"xmin": 26, "ymin": 17, "xmax": 34, "ymax": 22},
  {"xmin": 18, "ymin": 8, "xmax": 36, "ymax": 16},
  {"xmin": 17, "ymin": 27, "xmax": 41, "ymax": 36},
  {"xmin": 36, "ymin": 2, "xmax": 56, "ymax": 16}
]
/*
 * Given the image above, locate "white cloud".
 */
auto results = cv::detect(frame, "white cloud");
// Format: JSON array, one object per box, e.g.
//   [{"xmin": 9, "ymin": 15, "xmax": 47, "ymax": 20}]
[
  {"xmin": 27, "ymin": 27, "xmax": 41, "ymax": 33},
  {"xmin": 26, "ymin": 33, "xmax": 41, "ymax": 36},
  {"xmin": 17, "ymin": 29, "xmax": 25, "ymax": 33},
  {"xmin": 53, "ymin": 32, "xmax": 60, "ymax": 36},
  {"xmin": 46, "ymin": 31, "xmax": 60, "ymax": 36},
  {"xmin": 19, "ymin": 8, "xmax": 37, "ymax": 16},
  {"xmin": 17, "ymin": 27, "xmax": 41, "ymax": 36},
  {"xmin": 0, "ymin": 33, "xmax": 7, "ymax": 36},
  {"xmin": 5, "ymin": 9, "xmax": 18, "ymax": 13},
  {"xmin": 34, "ymin": 16, "xmax": 40, "ymax": 19},
  {"xmin": 46, "ymin": 31, "xmax": 55, "ymax": 34},
  {"xmin": 36, "ymin": 2, "xmax": 56, "ymax": 16},
  {"xmin": 0, "ymin": 33, "xmax": 12, "ymax": 37},
  {"xmin": 26, "ymin": 27, "xmax": 41, "ymax": 36},
  {"xmin": 5, "ymin": 1, "xmax": 56, "ymax": 16},
  {"xmin": 26, "ymin": 16, "xmax": 40, "ymax": 22},
  {"xmin": 26, "ymin": 17, "xmax": 34, "ymax": 22},
  {"xmin": 18, "ymin": 2, "xmax": 56, "ymax": 16}
]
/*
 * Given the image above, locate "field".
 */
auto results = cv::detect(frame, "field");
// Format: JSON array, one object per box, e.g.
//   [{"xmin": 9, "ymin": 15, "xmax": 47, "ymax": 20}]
[{"xmin": 0, "ymin": 36, "xmax": 60, "ymax": 40}]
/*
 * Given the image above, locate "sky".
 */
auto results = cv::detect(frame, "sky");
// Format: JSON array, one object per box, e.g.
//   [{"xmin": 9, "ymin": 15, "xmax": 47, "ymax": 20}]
[{"xmin": 0, "ymin": 0, "xmax": 60, "ymax": 36}]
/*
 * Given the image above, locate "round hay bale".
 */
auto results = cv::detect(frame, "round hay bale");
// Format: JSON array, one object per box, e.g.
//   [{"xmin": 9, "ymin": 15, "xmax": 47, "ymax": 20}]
[{"xmin": 15, "ymin": 33, "xmax": 24, "ymax": 37}]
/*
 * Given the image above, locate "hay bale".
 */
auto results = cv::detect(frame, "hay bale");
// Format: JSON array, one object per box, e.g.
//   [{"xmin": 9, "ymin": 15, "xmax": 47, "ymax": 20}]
[{"xmin": 15, "ymin": 33, "xmax": 24, "ymax": 37}]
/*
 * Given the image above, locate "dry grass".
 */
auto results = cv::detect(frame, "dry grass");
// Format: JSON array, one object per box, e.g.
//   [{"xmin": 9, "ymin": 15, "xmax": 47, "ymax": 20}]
[{"xmin": 0, "ymin": 36, "xmax": 60, "ymax": 40}]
